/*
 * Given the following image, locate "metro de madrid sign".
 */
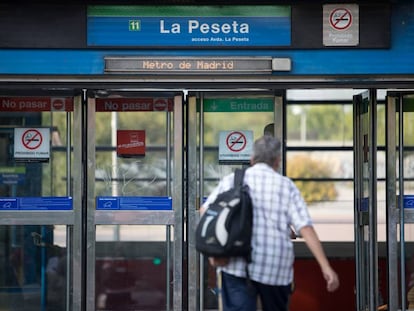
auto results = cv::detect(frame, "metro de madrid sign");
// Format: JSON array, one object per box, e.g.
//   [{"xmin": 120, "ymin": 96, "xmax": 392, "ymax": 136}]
[{"xmin": 87, "ymin": 5, "xmax": 291, "ymax": 48}]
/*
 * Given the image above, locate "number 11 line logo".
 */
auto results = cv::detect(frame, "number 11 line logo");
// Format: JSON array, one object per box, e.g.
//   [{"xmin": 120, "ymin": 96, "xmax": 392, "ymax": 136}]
[{"xmin": 129, "ymin": 20, "xmax": 141, "ymax": 31}]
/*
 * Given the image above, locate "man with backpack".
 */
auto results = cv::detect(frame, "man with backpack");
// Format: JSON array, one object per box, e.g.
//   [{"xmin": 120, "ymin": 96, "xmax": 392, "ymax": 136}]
[{"xmin": 200, "ymin": 135, "xmax": 340, "ymax": 311}]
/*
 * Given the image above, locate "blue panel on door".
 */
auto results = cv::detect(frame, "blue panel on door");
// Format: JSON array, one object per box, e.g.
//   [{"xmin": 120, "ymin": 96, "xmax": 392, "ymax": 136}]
[
  {"xmin": 19, "ymin": 197, "xmax": 73, "ymax": 210},
  {"xmin": 399, "ymin": 195, "xmax": 414, "ymax": 209},
  {"xmin": 0, "ymin": 197, "xmax": 72, "ymax": 210},
  {"xmin": 96, "ymin": 196, "xmax": 172, "ymax": 210},
  {"xmin": 0, "ymin": 198, "xmax": 18, "ymax": 210}
]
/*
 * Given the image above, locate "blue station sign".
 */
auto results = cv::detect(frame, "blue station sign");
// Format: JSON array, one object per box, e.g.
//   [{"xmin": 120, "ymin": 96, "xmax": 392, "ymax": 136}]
[{"xmin": 87, "ymin": 5, "xmax": 291, "ymax": 48}]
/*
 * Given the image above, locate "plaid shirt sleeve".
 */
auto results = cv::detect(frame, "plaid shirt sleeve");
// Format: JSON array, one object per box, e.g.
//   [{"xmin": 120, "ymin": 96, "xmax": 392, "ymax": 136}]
[{"xmin": 287, "ymin": 181, "xmax": 313, "ymax": 232}]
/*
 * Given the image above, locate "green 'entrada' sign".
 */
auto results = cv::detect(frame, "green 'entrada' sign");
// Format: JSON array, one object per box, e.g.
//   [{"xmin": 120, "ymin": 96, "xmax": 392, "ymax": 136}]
[{"xmin": 201, "ymin": 98, "xmax": 274, "ymax": 112}]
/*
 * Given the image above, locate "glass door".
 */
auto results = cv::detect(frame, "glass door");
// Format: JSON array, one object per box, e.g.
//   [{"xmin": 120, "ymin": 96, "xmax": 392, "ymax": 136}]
[
  {"xmin": 187, "ymin": 91, "xmax": 284, "ymax": 311},
  {"xmin": 353, "ymin": 90, "xmax": 380, "ymax": 311},
  {"xmin": 0, "ymin": 91, "xmax": 79, "ymax": 311},
  {"xmin": 85, "ymin": 91, "xmax": 184, "ymax": 311},
  {"xmin": 385, "ymin": 91, "xmax": 414, "ymax": 311}
]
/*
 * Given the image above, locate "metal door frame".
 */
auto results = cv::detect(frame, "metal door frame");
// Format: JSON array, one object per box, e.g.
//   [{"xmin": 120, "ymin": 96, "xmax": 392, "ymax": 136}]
[
  {"xmin": 353, "ymin": 89, "xmax": 379, "ymax": 311},
  {"xmin": 0, "ymin": 91, "xmax": 81, "ymax": 311},
  {"xmin": 385, "ymin": 91, "xmax": 414, "ymax": 311},
  {"xmin": 187, "ymin": 90, "xmax": 284, "ymax": 311},
  {"xmin": 84, "ymin": 90, "xmax": 184, "ymax": 311}
]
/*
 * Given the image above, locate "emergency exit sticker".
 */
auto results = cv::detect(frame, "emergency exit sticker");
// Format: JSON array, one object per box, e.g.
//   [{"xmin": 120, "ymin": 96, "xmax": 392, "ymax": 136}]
[
  {"xmin": 117, "ymin": 130, "xmax": 145, "ymax": 157},
  {"xmin": 218, "ymin": 130, "xmax": 253, "ymax": 163},
  {"xmin": 14, "ymin": 128, "xmax": 50, "ymax": 162}
]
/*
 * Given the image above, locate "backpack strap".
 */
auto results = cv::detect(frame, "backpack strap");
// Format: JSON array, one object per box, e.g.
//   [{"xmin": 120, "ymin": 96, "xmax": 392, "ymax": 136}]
[
  {"xmin": 234, "ymin": 167, "xmax": 252, "ymax": 286},
  {"xmin": 234, "ymin": 167, "xmax": 246, "ymax": 187}
]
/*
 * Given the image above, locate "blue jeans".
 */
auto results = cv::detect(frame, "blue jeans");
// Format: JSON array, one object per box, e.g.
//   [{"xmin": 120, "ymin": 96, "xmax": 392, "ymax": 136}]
[{"xmin": 221, "ymin": 272, "xmax": 292, "ymax": 311}]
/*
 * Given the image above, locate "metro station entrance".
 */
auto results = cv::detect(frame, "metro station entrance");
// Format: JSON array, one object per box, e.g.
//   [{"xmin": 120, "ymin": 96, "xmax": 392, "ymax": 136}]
[
  {"xmin": 0, "ymin": 88, "xmax": 282, "ymax": 311},
  {"xmin": 87, "ymin": 90, "xmax": 282, "ymax": 311},
  {"xmin": 0, "ymin": 1, "xmax": 413, "ymax": 310},
  {"xmin": 2, "ymin": 86, "xmax": 414, "ymax": 311},
  {"xmin": 186, "ymin": 91, "xmax": 282, "ymax": 311}
]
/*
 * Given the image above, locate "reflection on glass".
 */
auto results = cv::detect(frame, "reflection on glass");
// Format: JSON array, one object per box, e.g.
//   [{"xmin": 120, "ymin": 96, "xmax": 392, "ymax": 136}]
[
  {"xmin": 0, "ymin": 225, "xmax": 67, "ymax": 311},
  {"xmin": 95, "ymin": 233, "xmax": 168, "ymax": 311}
]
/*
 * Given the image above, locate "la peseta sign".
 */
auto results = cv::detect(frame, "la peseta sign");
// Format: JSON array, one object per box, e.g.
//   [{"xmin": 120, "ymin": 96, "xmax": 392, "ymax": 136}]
[{"xmin": 87, "ymin": 5, "xmax": 291, "ymax": 48}]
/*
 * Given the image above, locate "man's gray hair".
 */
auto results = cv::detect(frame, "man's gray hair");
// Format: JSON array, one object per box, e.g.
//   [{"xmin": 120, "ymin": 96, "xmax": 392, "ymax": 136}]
[{"xmin": 252, "ymin": 135, "xmax": 281, "ymax": 166}]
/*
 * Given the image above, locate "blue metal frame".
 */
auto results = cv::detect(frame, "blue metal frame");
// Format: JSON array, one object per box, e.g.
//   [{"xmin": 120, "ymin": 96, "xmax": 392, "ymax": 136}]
[{"xmin": 0, "ymin": 3, "xmax": 413, "ymax": 76}]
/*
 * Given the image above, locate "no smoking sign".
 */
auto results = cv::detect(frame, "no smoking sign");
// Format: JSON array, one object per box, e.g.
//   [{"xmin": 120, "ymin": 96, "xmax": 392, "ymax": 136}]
[
  {"xmin": 22, "ymin": 129, "xmax": 43, "ymax": 150},
  {"xmin": 14, "ymin": 128, "xmax": 50, "ymax": 162},
  {"xmin": 219, "ymin": 130, "xmax": 253, "ymax": 163},
  {"xmin": 323, "ymin": 4, "xmax": 359, "ymax": 46},
  {"xmin": 330, "ymin": 8, "xmax": 352, "ymax": 30}
]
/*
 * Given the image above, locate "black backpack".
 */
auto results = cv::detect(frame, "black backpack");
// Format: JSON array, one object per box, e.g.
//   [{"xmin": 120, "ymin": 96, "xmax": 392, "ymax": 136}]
[{"xmin": 196, "ymin": 168, "xmax": 253, "ymax": 261}]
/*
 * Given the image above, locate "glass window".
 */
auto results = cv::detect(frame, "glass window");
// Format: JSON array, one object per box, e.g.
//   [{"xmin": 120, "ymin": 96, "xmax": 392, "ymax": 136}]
[{"xmin": 286, "ymin": 90, "xmax": 356, "ymax": 242}]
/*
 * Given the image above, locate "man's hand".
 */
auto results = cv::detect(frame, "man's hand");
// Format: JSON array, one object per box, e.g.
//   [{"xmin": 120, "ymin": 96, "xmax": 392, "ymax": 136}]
[{"xmin": 322, "ymin": 266, "xmax": 340, "ymax": 292}]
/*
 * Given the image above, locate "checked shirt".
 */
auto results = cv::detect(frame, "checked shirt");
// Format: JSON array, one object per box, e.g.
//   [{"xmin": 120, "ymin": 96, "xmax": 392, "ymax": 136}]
[{"xmin": 203, "ymin": 163, "xmax": 312, "ymax": 286}]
